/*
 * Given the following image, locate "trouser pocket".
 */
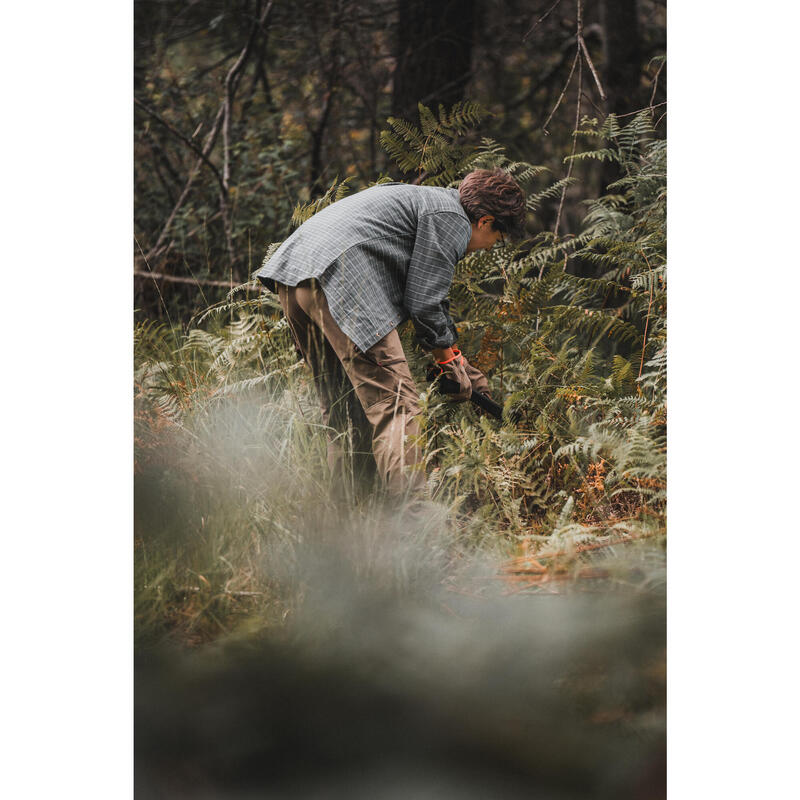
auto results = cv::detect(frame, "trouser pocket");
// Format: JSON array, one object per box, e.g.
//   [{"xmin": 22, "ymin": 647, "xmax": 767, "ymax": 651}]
[{"xmin": 344, "ymin": 352, "xmax": 420, "ymax": 416}]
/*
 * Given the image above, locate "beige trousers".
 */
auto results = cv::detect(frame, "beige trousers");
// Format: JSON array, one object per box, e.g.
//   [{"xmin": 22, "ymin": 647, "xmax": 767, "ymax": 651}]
[{"xmin": 277, "ymin": 280, "xmax": 425, "ymax": 498}]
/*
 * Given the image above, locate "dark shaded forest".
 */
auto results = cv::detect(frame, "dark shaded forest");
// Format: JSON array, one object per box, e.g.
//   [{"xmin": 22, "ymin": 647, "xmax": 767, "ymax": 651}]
[{"xmin": 134, "ymin": 0, "xmax": 665, "ymax": 320}]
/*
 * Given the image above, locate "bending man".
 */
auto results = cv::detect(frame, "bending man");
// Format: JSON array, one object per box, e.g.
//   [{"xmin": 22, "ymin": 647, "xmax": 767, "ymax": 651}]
[{"xmin": 256, "ymin": 168, "xmax": 526, "ymax": 498}]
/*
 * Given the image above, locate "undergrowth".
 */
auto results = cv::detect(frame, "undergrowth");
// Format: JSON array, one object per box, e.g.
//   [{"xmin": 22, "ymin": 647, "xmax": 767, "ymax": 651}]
[{"xmin": 134, "ymin": 106, "xmax": 666, "ymax": 647}]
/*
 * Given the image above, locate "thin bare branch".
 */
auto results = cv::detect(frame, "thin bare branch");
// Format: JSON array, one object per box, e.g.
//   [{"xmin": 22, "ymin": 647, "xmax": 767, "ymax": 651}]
[
  {"xmin": 578, "ymin": 35, "xmax": 606, "ymax": 100},
  {"xmin": 135, "ymin": 97, "xmax": 226, "ymax": 194},
  {"xmin": 649, "ymin": 58, "xmax": 665, "ymax": 112},
  {"xmin": 553, "ymin": 39, "xmax": 582, "ymax": 240},
  {"xmin": 579, "ymin": 89, "xmax": 605, "ymax": 117},
  {"xmin": 145, "ymin": 0, "xmax": 274, "ymax": 270},
  {"xmin": 614, "ymin": 101, "xmax": 667, "ymax": 119},
  {"xmin": 177, "ymin": 587, "xmax": 265, "ymax": 597},
  {"xmin": 223, "ymin": 0, "xmax": 276, "ymax": 188},
  {"xmin": 145, "ymin": 104, "xmax": 226, "ymax": 262},
  {"xmin": 523, "ymin": 0, "xmax": 565, "ymax": 41},
  {"xmin": 134, "ymin": 270, "xmax": 240, "ymax": 288},
  {"xmin": 508, "ymin": 36, "xmax": 574, "ymax": 112},
  {"xmin": 542, "ymin": 49, "xmax": 579, "ymax": 135}
]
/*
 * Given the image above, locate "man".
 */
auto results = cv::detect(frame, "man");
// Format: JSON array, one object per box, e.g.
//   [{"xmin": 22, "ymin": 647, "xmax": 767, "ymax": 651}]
[{"xmin": 256, "ymin": 168, "xmax": 526, "ymax": 498}]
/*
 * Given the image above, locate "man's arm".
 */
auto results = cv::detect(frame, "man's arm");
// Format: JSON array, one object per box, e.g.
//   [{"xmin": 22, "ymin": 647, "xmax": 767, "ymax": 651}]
[{"xmin": 404, "ymin": 211, "xmax": 471, "ymax": 351}]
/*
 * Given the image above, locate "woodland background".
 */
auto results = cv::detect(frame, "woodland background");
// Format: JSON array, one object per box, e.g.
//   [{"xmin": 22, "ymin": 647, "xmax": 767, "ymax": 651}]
[
  {"xmin": 134, "ymin": 0, "xmax": 665, "ymax": 318},
  {"xmin": 6, "ymin": 4, "xmax": 798, "ymax": 799},
  {"xmin": 133, "ymin": 2, "xmax": 669, "ymax": 797}
]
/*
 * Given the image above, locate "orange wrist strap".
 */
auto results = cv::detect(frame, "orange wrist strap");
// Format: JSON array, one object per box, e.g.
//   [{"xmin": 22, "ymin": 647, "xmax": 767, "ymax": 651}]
[{"xmin": 437, "ymin": 347, "xmax": 462, "ymax": 366}]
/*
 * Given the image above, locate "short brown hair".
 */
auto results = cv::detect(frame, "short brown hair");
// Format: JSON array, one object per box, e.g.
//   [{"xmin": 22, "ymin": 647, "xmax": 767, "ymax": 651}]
[{"xmin": 458, "ymin": 168, "xmax": 526, "ymax": 240}]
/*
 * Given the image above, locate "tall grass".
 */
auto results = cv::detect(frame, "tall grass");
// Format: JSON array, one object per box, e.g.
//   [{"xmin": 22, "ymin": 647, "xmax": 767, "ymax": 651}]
[
  {"xmin": 134, "ymin": 298, "xmax": 665, "ymax": 646},
  {"xmin": 133, "ymin": 345, "xmax": 665, "ymax": 794}
]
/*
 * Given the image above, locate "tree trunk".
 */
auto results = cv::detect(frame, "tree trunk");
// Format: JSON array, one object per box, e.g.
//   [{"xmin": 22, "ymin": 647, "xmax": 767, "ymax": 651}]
[
  {"xmin": 599, "ymin": 0, "xmax": 643, "ymax": 194},
  {"xmin": 600, "ymin": 0, "xmax": 642, "ymax": 116},
  {"xmin": 392, "ymin": 0, "xmax": 476, "ymax": 122}
]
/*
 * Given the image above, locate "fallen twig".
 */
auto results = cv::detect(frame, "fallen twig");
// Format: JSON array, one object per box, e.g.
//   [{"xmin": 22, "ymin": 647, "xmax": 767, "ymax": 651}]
[{"xmin": 178, "ymin": 586, "xmax": 264, "ymax": 597}]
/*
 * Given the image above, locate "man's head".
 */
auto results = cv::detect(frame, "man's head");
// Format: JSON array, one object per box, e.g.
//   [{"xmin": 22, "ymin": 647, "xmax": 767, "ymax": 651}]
[{"xmin": 458, "ymin": 168, "xmax": 526, "ymax": 252}]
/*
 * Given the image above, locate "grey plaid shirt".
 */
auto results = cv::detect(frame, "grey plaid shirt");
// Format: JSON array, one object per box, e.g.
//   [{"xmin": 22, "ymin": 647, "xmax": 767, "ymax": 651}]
[{"xmin": 256, "ymin": 183, "xmax": 472, "ymax": 352}]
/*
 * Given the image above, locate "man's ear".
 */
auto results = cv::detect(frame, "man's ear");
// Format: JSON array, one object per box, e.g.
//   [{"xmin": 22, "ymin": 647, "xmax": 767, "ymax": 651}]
[{"xmin": 479, "ymin": 214, "xmax": 495, "ymax": 228}]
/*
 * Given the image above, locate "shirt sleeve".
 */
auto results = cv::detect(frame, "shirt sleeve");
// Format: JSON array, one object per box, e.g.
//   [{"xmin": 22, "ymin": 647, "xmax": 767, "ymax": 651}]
[{"xmin": 404, "ymin": 211, "xmax": 472, "ymax": 350}]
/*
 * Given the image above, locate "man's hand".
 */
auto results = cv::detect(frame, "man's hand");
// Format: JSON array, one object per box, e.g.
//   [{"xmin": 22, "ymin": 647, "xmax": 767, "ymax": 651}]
[
  {"xmin": 432, "ymin": 348, "xmax": 490, "ymax": 397},
  {"xmin": 434, "ymin": 348, "xmax": 471, "ymax": 402},
  {"xmin": 462, "ymin": 356, "xmax": 490, "ymax": 397}
]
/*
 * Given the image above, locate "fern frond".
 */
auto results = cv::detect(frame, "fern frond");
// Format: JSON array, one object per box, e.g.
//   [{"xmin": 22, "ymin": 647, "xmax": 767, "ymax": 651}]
[
  {"xmin": 564, "ymin": 148, "xmax": 619, "ymax": 164},
  {"xmin": 291, "ymin": 176, "xmax": 355, "ymax": 227},
  {"xmin": 526, "ymin": 176, "xmax": 579, "ymax": 211}
]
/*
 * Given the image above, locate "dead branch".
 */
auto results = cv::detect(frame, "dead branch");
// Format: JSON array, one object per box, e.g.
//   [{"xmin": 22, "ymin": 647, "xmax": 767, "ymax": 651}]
[
  {"xmin": 144, "ymin": 0, "xmax": 274, "ymax": 269},
  {"xmin": 135, "ymin": 97, "xmax": 227, "ymax": 194},
  {"xmin": 579, "ymin": 89, "xmax": 605, "ymax": 118},
  {"xmin": 510, "ymin": 34, "xmax": 575, "ymax": 113},
  {"xmin": 306, "ymin": 0, "xmax": 344, "ymax": 190},
  {"xmin": 134, "ymin": 270, "xmax": 242, "ymax": 288},
  {"xmin": 178, "ymin": 586, "xmax": 265, "ymax": 597},
  {"xmin": 523, "ymin": 0, "xmax": 565, "ymax": 41},
  {"xmin": 579, "ymin": 34, "xmax": 606, "ymax": 100},
  {"xmin": 614, "ymin": 101, "xmax": 667, "ymax": 120},
  {"xmin": 553, "ymin": 52, "xmax": 581, "ymax": 239},
  {"xmin": 223, "ymin": 0, "xmax": 276, "ymax": 189},
  {"xmin": 649, "ymin": 58, "xmax": 665, "ymax": 113},
  {"xmin": 220, "ymin": 0, "xmax": 275, "ymax": 269},
  {"xmin": 542, "ymin": 49, "xmax": 579, "ymax": 135},
  {"xmin": 552, "ymin": 0, "xmax": 585, "ymax": 240},
  {"xmin": 145, "ymin": 103, "xmax": 226, "ymax": 263}
]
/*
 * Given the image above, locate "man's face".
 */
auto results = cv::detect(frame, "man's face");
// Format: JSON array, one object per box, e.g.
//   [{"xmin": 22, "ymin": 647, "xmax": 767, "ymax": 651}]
[{"xmin": 466, "ymin": 215, "xmax": 505, "ymax": 253}]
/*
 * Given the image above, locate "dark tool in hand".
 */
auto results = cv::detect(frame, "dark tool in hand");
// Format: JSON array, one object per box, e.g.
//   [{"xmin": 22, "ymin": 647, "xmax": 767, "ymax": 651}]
[{"xmin": 426, "ymin": 365, "xmax": 508, "ymax": 421}]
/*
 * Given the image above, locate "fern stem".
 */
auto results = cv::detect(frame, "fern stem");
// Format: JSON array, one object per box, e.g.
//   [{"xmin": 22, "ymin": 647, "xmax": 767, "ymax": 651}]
[{"xmin": 637, "ymin": 250, "xmax": 655, "ymax": 383}]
